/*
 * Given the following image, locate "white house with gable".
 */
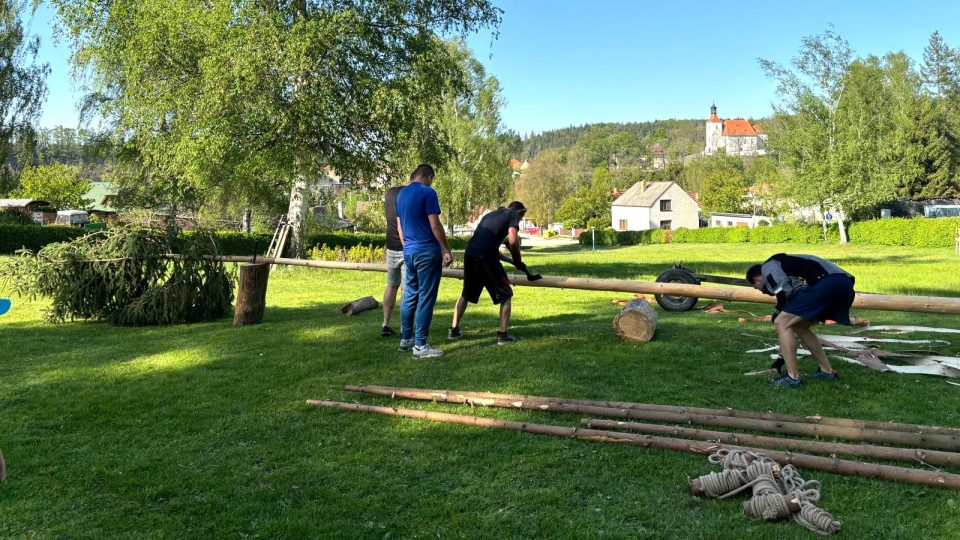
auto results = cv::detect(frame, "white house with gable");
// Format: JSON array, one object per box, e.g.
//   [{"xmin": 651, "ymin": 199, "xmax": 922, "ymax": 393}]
[
  {"xmin": 704, "ymin": 104, "xmax": 767, "ymax": 156},
  {"xmin": 611, "ymin": 181, "xmax": 700, "ymax": 231}
]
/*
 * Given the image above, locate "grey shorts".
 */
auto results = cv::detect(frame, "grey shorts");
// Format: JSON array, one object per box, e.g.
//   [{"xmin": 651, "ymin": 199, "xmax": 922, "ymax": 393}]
[{"xmin": 386, "ymin": 249, "xmax": 406, "ymax": 286}]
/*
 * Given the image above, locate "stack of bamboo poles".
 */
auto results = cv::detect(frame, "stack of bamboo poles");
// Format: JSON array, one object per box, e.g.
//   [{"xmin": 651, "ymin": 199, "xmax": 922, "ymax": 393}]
[{"xmin": 306, "ymin": 384, "xmax": 960, "ymax": 491}]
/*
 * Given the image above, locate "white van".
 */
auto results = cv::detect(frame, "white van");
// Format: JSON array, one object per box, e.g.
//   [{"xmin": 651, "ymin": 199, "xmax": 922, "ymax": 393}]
[{"xmin": 55, "ymin": 210, "xmax": 90, "ymax": 226}]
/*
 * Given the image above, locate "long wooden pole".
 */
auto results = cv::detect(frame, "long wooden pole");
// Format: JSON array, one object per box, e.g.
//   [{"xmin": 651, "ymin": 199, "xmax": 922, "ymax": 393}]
[
  {"xmin": 346, "ymin": 384, "xmax": 960, "ymax": 438},
  {"xmin": 203, "ymin": 255, "xmax": 960, "ymax": 315},
  {"xmin": 580, "ymin": 418, "xmax": 960, "ymax": 467},
  {"xmin": 305, "ymin": 400, "xmax": 960, "ymax": 490},
  {"xmin": 344, "ymin": 385, "xmax": 960, "ymax": 451}
]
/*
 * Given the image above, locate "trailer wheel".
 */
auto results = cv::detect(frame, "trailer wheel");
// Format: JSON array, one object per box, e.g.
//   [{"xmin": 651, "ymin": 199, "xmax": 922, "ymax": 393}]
[{"xmin": 655, "ymin": 268, "xmax": 700, "ymax": 312}]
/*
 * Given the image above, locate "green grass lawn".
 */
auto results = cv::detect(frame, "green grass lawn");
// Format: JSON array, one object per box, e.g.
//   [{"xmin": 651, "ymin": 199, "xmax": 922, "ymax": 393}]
[{"xmin": 2, "ymin": 242, "xmax": 960, "ymax": 538}]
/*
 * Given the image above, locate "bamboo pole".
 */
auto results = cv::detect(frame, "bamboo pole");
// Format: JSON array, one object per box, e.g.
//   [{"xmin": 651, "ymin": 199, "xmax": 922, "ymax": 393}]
[
  {"xmin": 199, "ymin": 255, "xmax": 960, "ymax": 315},
  {"xmin": 305, "ymin": 400, "xmax": 960, "ymax": 490},
  {"xmin": 580, "ymin": 418, "xmax": 960, "ymax": 468},
  {"xmin": 347, "ymin": 385, "xmax": 960, "ymax": 439},
  {"xmin": 345, "ymin": 385, "xmax": 960, "ymax": 451}
]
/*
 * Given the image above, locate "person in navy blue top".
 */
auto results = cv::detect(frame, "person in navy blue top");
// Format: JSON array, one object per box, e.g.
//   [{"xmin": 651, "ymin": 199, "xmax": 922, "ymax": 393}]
[
  {"xmin": 747, "ymin": 254, "xmax": 856, "ymax": 387},
  {"xmin": 395, "ymin": 164, "xmax": 452, "ymax": 358}
]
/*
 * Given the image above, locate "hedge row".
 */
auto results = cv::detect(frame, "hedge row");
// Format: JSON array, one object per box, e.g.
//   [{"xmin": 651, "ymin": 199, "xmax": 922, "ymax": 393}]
[
  {"xmin": 580, "ymin": 217, "xmax": 960, "ymax": 248},
  {"xmin": 1, "ymin": 225, "xmax": 469, "ymax": 256},
  {"xmin": 0, "ymin": 224, "xmax": 87, "ymax": 254},
  {"xmin": 199, "ymin": 231, "xmax": 467, "ymax": 256}
]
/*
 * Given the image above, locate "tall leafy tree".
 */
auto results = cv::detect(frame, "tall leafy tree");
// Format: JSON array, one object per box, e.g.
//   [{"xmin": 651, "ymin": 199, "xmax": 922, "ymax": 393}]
[
  {"xmin": 555, "ymin": 165, "xmax": 613, "ymax": 228},
  {"xmin": 429, "ymin": 40, "xmax": 517, "ymax": 231},
  {"xmin": 761, "ymin": 29, "xmax": 860, "ymax": 242},
  {"xmin": 14, "ymin": 164, "xmax": 92, "ymax": 209},
  {"xmin": 0, "ymin": 0, "xmax": 48, "ymax": 195},
  {"xmin": 687, "ymin": 154, "xmax": 746, "ymax": 214},
  {"xmin": 50, "ymin": 0, "xmax": 501, "ymax": 255},
  {"xmin": 511, "ymin": 148, "xmax": 576, "ymax": 226}
]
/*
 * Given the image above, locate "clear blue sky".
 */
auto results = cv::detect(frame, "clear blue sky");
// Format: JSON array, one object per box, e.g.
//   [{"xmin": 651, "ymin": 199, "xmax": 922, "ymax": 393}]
[{"xmin": 27, "ymin": 0, "xmax": 960, "ymax": 136}]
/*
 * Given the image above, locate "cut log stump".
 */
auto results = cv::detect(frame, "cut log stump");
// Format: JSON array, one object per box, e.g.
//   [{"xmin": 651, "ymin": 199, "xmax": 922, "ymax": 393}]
[
  {"xmin": 234, "ymin": 263, "xmax": 270, "ymax": 326},
  {"xmin": 613, "ymin": 299, "xmax": 658, "ymax": 342},
  {"xmin": 339, "ymin": 296, "xmax": 379, "ymax": 316}
]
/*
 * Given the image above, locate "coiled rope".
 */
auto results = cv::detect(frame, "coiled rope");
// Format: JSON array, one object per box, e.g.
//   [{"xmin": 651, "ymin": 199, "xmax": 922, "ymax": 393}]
[{"xmin": 694, "ymin": 449, "xmax": 841, "ymax": 535}]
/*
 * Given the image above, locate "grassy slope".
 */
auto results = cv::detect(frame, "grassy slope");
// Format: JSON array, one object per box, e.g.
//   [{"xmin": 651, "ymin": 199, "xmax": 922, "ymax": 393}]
[{"xmin": 2, "ymin": 243, "xmax": 960, "ymax": 539}]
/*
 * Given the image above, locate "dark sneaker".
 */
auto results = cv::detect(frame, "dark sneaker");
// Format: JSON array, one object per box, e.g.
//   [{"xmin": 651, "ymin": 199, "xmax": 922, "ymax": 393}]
[
  {"xmin": 496, "ymin": 332, "xmax": 517, "ymax": 345},
  {"xmin": 448, "ymin": 326, "xmax": 463, "ymax": 340},
  {"xmin": 413, "ymin": 344, "xmax": 444, "ymax": 359},
  {"xmin": 769, "ymin": 373, "xmax": 803, "ymax": 388},
  {"xmin": 809, "ymin": 368, "xmax": 840, "ymax": 381},
  {"xmin": 397, "ymin": 338, "xmax": 414, "ymax": 352},
  {"xmin": 381, "ymin": 326, "xmax": 394, "ymax": 337}
]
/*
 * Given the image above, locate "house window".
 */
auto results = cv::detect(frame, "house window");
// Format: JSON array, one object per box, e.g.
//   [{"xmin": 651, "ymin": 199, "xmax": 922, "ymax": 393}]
[
  {"xmin": 660, "ymin": 200, "xmax": 672, "ymax": 212},
  {"xmin": 618, "ymin": 219, "xmax": 628, "ymax": 230},
  {"xmin": 659, "ymin": 220, "xmax": 672, "ymax": 230}
]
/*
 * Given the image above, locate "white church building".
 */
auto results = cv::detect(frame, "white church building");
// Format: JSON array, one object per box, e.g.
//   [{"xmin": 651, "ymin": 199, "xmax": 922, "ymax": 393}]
[{"xmin": 704, "ymin": 104, "xmax": 767, "ymax": 156}]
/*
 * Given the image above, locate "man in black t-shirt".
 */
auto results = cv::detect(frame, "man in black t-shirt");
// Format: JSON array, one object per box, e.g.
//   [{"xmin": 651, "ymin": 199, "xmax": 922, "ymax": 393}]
[
  {"xmin": 380, "ymin": 185, "xmax": 405, "ymax": 337},
  {"xmin": 449, "ymin": 201, "xmax": 527, "ymax": 345}
]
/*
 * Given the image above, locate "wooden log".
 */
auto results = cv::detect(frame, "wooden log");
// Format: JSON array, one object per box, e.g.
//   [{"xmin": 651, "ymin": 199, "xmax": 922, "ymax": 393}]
[
  {"xmin": 0, "ymin": 447, "xmax": 5, "ymax": 482},
  {"xmin": 195, "ymin": 256, "xmax": 960, "ymax": 316},
  {"xmin": 613, "ymin": 299, "xmax": 658, "ymax": 342},
  {"xmin": 339, "ymin": 296, "xmax": 379, "ymax": 316},
  {"xmin": 345, "ymin": 384, "xmax": 960, "ymax": 438},
  {"xmin": 234, "ymin": 263, "xmax": 270, "ymax": 326},
  {"xmin": 305, "ymin": 400, "xmax": 960, "ymax": 490},
  {"xmin": 580, "ymin": 419, "xmax": 960, "ymax": 468}
]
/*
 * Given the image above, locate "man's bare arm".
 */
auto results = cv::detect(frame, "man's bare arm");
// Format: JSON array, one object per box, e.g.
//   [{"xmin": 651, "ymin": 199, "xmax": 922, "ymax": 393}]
[{"xmin": 427, "ymin": 214, "xmax": 452, "ymax": 266}]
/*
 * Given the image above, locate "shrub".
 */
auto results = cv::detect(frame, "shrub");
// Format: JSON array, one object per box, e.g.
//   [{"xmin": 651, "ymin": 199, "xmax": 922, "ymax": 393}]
[
  {"xmin": 308, "ymin": 243, "xmax": 385, "ymax": 263},
  {"xmin": 586, "ymin": 216, "xmax": 612, "ymax": 229},
  {"xmin": 848, "ymin": 217, "xmax": 960, "ymax": 247},
  {"xmin": 0, "ymin": 224, "xmax": 88, "ymax": 254}
]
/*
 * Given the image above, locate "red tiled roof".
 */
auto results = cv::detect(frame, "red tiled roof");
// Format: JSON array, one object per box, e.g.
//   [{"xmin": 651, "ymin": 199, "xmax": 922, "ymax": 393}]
[
  {"xmin": 707, "ymin": 112, "xmax": 721, "ymax": 123},
  {"xmin": 687, "ymin": 191, "xmax": 702, "ymax": 209},
  {"xmin": 722, "ymin": 118, "xmax": 757, "ymax": 137}
]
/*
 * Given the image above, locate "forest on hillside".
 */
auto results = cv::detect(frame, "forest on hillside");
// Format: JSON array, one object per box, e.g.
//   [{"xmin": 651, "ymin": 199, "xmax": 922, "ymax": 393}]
[{"xmin": 521, "ymin": 119, "xmax": 707, "ymax": 162}]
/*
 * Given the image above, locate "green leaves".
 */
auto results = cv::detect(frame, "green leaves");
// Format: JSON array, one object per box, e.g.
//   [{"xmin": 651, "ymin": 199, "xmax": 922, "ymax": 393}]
[
  {"xmin": 48, "ymin": 0, "xmax": 502, "ymax": 206},
  {"xmin": 0, "ymin": 226, "xmax": 234, "ymax": 326},
  {"xmin": 13, "ymin": 164, "xmax": 92, "ymax": 210}
]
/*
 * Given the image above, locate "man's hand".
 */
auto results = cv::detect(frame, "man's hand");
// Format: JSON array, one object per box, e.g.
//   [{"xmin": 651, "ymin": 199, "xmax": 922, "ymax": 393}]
[
  {"xmin": 442, "ymin": 251, "xmax": 452, "ymax": 268},
  {"xmin": 526, "ymin": 272, "xmax": 543, "ymax": 282}
]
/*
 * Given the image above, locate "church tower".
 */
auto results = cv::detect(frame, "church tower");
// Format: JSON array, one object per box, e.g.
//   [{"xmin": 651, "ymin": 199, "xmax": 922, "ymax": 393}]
[{"xmin": 705, "ymin": 103, "xmax": 723, "ymax": 155}]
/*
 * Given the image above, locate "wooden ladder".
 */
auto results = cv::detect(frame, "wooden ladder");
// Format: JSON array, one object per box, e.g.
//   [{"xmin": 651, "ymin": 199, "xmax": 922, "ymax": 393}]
[{"xmin": 265, "ymin": 216, "xmax": 291, "ymax": 259}]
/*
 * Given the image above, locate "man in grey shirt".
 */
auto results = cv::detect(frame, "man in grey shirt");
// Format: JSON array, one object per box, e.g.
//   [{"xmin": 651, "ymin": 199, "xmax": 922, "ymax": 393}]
[
  {"xmin": 380, "ymin": 185, "xmax": 405, "ymax": 337},
  {"xmin": 747, "ymin": 253, "xmax": 856, "ymax": 388}
]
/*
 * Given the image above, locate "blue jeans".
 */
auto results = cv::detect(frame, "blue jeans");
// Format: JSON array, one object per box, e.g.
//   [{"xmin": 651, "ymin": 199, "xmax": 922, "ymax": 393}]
[{"xmin": 401, "ymin": 249, "xmax": 443, "ymax": 346}]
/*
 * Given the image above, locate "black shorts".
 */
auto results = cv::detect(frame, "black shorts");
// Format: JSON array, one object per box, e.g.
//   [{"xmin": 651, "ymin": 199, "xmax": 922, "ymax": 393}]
[
  {"xmin": 462, "ymin": 254, "xmax": 513, "ymax": 305},
  {"xmin": 784, "ymin": 273, "xmax": 856, "ymax": 324}
]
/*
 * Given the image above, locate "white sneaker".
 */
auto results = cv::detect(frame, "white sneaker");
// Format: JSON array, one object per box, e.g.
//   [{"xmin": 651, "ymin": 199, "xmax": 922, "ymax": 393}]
[
  {"xmin": 398, "ymin": 338, "xmax": 414, "ymax": 352},
  {"xmin": 412, "ymin": 344, "xmax": 444, "ymax": 358}
]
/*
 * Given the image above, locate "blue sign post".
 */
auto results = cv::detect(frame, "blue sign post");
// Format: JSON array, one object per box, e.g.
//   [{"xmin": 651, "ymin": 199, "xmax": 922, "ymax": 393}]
[
  {"xmin": 824, "ymin": 212, "xmax": 834, "ymax": 222},
  {"xmin": 0, "ymin": 298, "xmax": 10, "ymax": 316}
]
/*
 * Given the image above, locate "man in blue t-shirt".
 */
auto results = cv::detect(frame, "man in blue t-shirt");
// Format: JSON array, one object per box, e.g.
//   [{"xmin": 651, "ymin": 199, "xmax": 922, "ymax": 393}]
[{"xmin": 395, "ymin": 164, "xmax": 452, "ymax": 358}]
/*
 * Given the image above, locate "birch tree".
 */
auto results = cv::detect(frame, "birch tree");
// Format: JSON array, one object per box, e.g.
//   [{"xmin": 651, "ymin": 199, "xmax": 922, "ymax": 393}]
[{"xmin": 50, "ymin": 0, "xmax": 501, "ymax": 255}]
